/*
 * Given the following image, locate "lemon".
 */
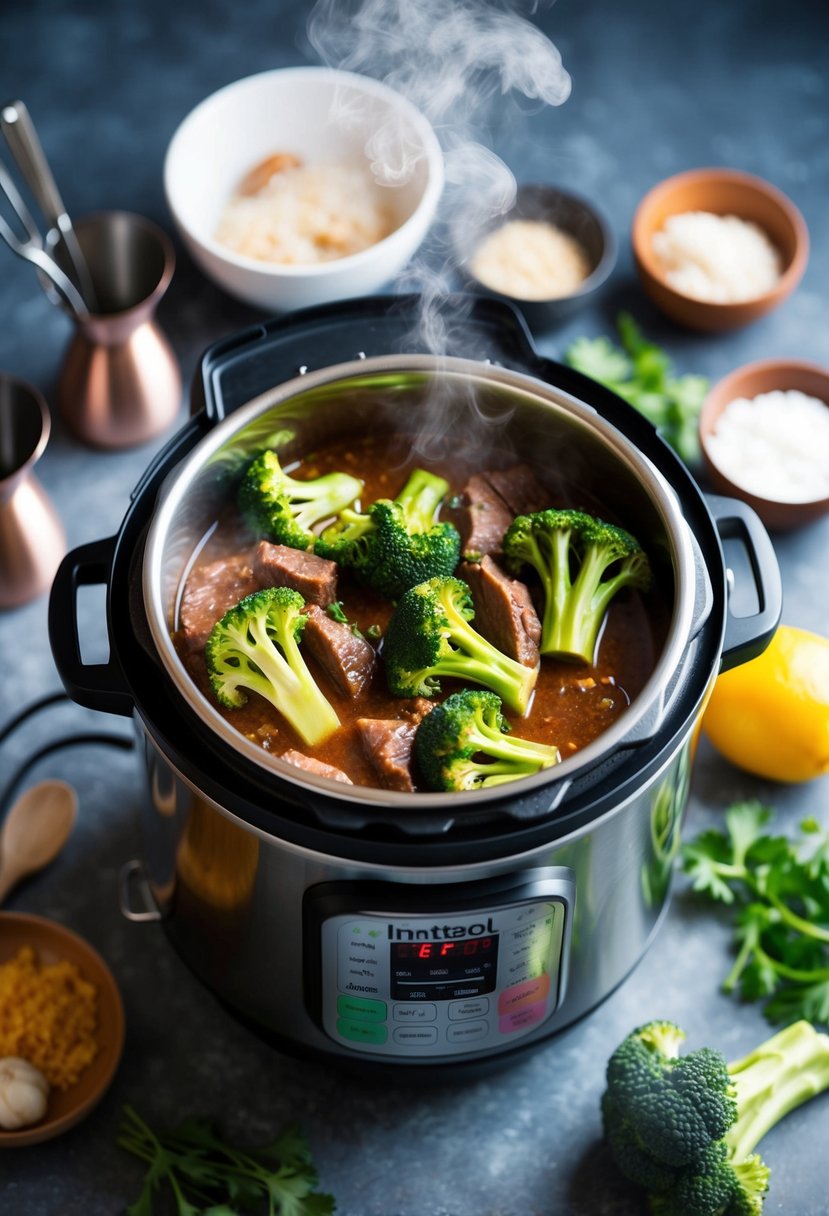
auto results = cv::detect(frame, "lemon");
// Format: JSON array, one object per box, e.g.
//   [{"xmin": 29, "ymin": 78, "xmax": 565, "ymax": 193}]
[{"xmin": 702, "ymin": 624, "xmax": 829, "ymax": 783}]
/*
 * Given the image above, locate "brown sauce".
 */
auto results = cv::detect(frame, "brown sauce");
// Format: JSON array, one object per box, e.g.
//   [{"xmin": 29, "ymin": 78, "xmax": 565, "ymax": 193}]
[{"xmin": 176, "ymin": 432, "xmax": 668, "ymax": 791}]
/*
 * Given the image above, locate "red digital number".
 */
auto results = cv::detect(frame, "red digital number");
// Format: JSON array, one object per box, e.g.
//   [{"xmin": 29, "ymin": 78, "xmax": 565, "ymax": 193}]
[
  {"xmin": 417, "ymin": 943, "xmax": 433, "ymax": 959},
  {"xmin": 440, "ymin": 943, "xmax": 456, "ymax": 956}
]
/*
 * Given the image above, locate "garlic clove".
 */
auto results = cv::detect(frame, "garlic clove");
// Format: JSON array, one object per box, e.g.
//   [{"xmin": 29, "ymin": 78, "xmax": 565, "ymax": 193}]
[{"xmin": 0, "ymin": 1057, "xmax": 50, "ymax": 1130}]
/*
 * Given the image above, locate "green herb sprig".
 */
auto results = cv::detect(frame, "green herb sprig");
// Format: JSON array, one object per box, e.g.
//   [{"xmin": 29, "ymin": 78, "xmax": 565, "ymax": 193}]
[
  {"xmin": 682, "ymin": 800, "xmax": 829, "ymax": 1025},
  {"xmin": 565, "ymin": 313, "xmax": 708, "ymax": 465},
  {"xmin": 117, "ymin": 1105, "xmax": 335, "ymax": 1216}
]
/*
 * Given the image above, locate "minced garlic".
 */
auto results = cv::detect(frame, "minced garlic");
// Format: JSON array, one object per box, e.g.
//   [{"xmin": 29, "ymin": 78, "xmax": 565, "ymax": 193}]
[
  {"xmin": 470, "ymin": 219, "xmax": 591, "ymax": 300},
  {"xmin": 0, "ymin": 946, "xmax": 98, "ymax": 1091}
]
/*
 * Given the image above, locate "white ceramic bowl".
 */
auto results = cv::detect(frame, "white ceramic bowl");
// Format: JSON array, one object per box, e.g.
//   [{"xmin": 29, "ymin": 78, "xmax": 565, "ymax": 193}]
[{"xmin": 164, "ymin": 67, "xmax": 444, "ymax": 312}]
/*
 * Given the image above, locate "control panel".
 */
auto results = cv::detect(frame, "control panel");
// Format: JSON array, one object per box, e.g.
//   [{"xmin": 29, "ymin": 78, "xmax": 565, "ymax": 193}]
[{"xmin": 307, "ymin": 872, "xmax": 574, "ymax": 1058}]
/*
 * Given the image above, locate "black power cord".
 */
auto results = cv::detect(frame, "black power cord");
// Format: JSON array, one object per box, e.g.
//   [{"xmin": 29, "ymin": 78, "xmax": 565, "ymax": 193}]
[{"xmin": 0, "ymin": 692, "xmax": 135, "ymax": 815}]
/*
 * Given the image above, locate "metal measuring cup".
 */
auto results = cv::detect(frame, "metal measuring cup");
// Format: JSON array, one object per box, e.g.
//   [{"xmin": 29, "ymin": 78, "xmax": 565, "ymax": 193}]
[
  {"xmin": 52, "ymin": 211, "xmax": 182, "ymax": 449},
  {"xmin": 0, "ymin": 376, "xmax": 65, "ymax": 609}
]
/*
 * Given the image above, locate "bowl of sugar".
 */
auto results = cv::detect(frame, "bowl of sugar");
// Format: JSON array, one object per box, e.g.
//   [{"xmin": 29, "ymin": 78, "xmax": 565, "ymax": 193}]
[
  {"xmin": 632, "ymin": 168, "xmax": 808, "ymax": 331},
  {"xmin": 700, "ymin": 359, "xmax": 829, "ymax": 530},
  {"xmin": 458, "ymin": 183, "xmax": 617, "ymax": 330}
]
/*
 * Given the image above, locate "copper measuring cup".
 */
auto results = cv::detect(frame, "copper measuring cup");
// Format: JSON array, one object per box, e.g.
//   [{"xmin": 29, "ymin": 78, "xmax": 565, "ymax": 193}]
[
  {"xmin": 0, "ymin": 376, "xmax": 65, "ymax": 609},
  {"xmin": 53, "ymin": 211, "xmax": 182, "ymax": 448}
]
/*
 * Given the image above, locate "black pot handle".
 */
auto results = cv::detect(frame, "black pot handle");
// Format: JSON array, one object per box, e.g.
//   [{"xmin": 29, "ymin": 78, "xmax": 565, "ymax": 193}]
[
  {"xmin": 48, "ymin": 536, "xmax": 134, "ymax": 717},
  {"xmin": 192, "ymin": 294, "xmax": 542, "ymax": 425},
  {"xmin": 707, "ymin": 494, "xmax": 782, "ymax": 672}
]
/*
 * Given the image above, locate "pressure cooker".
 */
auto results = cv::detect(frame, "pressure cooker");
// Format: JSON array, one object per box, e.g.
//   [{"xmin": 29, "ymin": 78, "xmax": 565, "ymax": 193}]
[{"xmin": 49, "ymin": 295, "xmax": 781, "ymax": 1077}]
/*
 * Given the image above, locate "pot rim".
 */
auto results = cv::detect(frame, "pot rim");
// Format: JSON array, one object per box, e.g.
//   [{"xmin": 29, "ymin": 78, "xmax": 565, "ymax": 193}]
[{"xmin": 143, "ymin": 353, "xmax": 699, "ymax": 811}]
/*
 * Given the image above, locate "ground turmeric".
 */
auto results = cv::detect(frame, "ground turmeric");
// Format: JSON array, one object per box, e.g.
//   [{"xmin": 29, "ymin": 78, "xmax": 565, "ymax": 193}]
[{"xmin": 0, "ymin": 946, "xmax": 98, "ymax": 1090}]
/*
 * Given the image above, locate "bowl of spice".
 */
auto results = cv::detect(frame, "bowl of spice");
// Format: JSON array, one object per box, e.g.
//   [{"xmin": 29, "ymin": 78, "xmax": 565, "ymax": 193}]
[
  {"xmin": 0, "ymin": 913, "xmax": 124, "ymax": 1147},
  {"xmin": 700, "ymin": 359, "xmax": 829, "ymax": 531},
  {"xmin": 632, "ymin": 168, "xmax": 808, "ymax": 331},
  {"xmin": 164, "ymin": 67, "xmax": 444, "ymax": 312},
  {"xmin": 460, "ymin": 183, "xmax": 617, "ymax": 330}
]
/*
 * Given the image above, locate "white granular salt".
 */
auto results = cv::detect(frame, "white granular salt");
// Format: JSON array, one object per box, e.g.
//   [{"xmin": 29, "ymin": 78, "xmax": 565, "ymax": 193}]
[
  {"xmin": 706, "ymin": 389, "xmax": 829, "ymax": 503},
  {"xmin": 470, "ymin": 219, "xmax": 592, "ymax": 300},
  {"xmin": 651, "ymin": 211, "xmax": 782, "ymax": 303},
  {"xmin": 215, "ymin": 162, "xmax": 395, "ymax": 265}
]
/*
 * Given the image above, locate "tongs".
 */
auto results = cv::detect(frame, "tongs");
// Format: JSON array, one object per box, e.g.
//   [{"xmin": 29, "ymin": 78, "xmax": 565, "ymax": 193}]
[{"xmin": 0, "ymin": 99, "xmax": 96, "ymax": 318}]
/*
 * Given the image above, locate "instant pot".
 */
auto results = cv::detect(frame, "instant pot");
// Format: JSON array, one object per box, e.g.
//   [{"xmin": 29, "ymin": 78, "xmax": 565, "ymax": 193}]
[{"xmin": 49, "ymin": 296, "xmax": 781, "ymax": 1076}]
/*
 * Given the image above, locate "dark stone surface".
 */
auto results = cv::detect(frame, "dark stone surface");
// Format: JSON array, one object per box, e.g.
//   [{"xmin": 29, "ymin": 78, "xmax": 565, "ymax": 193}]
[{"xmin": 1, "ymin": 1, "xmax": 827, "ymax": 1213}]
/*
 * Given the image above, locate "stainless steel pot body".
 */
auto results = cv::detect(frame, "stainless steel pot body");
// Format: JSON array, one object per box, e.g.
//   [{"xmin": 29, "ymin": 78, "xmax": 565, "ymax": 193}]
[
  {"xmin": 50, "ymin": 297, "xmax": 780, "ymax": 1074},
  {"xmin": 126, "ymin": 717, "xmax": 693, "ymax": 1071}
]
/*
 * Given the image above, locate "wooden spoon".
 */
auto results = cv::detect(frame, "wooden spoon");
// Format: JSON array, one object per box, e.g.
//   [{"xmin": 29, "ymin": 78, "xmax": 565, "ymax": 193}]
[{"xmin": 0, "ymin": 780, "xmax": 77, "ymax": 904}]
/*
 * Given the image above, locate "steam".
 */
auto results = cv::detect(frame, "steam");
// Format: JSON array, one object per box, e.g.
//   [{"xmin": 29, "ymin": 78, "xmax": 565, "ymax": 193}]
[
  {"xmin": 306, "ymin": 0, "xmax": 571, "ymax": 459},
  {"xmin": 307, "ymin": 0, "xmax": 571, "ymax": 284}
]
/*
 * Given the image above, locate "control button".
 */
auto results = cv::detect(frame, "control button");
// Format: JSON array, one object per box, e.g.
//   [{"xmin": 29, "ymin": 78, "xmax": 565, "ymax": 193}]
[
  {"xmin": 447, "ymin": 1020, "xmax": 488, "ymax": 1043},
  {"xmin": 337, "ymin": 995, "xmax": 387, "ymax": 1023},
  {"xmin": 497, "ymin": 973, "xmax": 551, "ymax": 1015},
  {"xmin": 499, "ymin": 998, "xmax": 548, "ymax": 1035},
  {"xmin": 393, "ymin": 1026, "xmax": 439, "ymax": 1046},
  {"xmin": 448, "ymin": 998, "xmax": 489, "ymax": 1021},
  {"xmin": 393, "ymin": 1003, "xmax": 437, "ymax": 1022},
  {"xmin": 337, "ymin": 1017, "xmax": 388, "ymax": 1045}
]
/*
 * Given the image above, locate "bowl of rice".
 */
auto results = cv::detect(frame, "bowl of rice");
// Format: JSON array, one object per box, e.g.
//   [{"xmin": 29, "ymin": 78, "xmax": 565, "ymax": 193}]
[
  {"xmin": 700, "ymin": 359, "xmax": 829, "ymax": 531},
  {"xmin": 631, "ymin": 168, "xmax": 808, "ymax": 331},
  {"xmin": 164, "ymin": 67, "xmax": 444, "ymax": 312}
]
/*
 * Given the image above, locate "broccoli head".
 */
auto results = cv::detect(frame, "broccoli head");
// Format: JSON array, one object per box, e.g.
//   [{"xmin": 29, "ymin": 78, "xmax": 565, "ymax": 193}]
[
  {"xmin": 502, "ymin": 507, "xmax": 652, "ymax": 665},
  {"xmin": 383, "ymin": 576, "xmax": 538, "ymax": 715},
  {"xmin": 205, "ymin": 586, "xmax": 340, "ymax": 747},
  {"xmin": 602, "ymin": 1019, "xmax": 829, "ymax": 1215},
  {"xmin": 316, "ymin": 467, "xmax": 461, "ymax": 599},
  {"xmin": 414, "ymin": 689, "xmax": 560, "ymax": 791},
  {"xmin": 238, "ymin": 449, "xmax": 363, "ymax": 550}
]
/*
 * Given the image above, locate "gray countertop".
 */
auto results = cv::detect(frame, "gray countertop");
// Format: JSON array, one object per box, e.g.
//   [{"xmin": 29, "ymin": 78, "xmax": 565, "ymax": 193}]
[{"xmin": 1, "ymin": 1, "xmax": 828, "ymax": 1213}]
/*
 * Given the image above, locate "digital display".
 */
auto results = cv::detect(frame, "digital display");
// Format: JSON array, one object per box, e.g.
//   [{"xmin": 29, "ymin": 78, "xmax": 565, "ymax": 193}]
[{"xmin": 390, "ymin": 936, "xmax": 499, "ymax": 1001}]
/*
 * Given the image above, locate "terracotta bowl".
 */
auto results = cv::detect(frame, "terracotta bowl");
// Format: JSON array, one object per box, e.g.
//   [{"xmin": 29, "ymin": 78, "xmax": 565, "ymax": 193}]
[
  {"xmin": 632, "ymin": 168, "xmax": 808, "ymax": 331},
  {"xmin": 459, "ymin": 183, "xmax": 617, "ymax": 331},
  {"xmin": 0, "ymin": 913, "xmax": 125, "ymax": 1147},
  {"xmin": 700, "ymin": 359, "xmax": 829, "ymax": 531}
]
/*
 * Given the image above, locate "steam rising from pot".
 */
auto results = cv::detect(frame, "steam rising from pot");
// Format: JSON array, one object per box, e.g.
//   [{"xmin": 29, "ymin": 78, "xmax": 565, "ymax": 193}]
[
  {"xmin": 308, "ymin": 0, "xmax": 570, "ymax": 290},
  {"xmin": 307, "ymin": 0, "xmax": 571, "ymax": 457}
]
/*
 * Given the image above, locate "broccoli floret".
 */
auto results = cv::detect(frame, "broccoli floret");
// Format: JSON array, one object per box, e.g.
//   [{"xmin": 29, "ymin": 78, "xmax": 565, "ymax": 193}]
[
  {"xmin": 205, "ymin": 586, "xmax": 340, "ymax": 747},
  {"xmin": 502, "ymin": 508, "xmax": 652, "ymax": 665},
  {"xmin": 414, "ymin": 689, "xmax": 560, "ymax": 791},
  {"xmin": 383, "ymin": 576, "xmax": 538, "ymax": 715},
  {"xmin": 602, "ymin": 1019, "xmax": 829, "ymax": 1215},
  {"xmin": 238, "ymin": 450, "xmax": 363, "ymax": 550},
  {"xmin": 316, "ymin": 467, "xmax": 461, "ymax": 599}
]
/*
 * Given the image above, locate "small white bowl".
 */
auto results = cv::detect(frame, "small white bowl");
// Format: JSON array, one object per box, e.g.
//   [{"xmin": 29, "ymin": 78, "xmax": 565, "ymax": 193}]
[{"xmin": 164, "ymin": 67, "xmax": 444, "ymax": 312}]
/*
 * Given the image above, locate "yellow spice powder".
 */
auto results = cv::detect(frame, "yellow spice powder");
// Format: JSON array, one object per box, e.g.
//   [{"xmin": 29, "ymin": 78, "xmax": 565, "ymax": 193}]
[{"xmin": 0, "ymin": 946, "xmax": 98, "ymax": 1090}]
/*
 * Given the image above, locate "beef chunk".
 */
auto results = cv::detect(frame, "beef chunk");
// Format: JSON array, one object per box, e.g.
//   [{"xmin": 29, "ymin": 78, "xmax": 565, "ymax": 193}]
[
  {"xmin": 447, "ymin": 465, "xmax": 551, "ymax": 560},
  {"xmin": 281, "ymin": 749, "xmax": 353, "ymax": 784},
  {"xmin": 254, "ymin": 541, "xmax": 337, "ymax": 606},
  {"xmin": 179, "ymin": 554, "xmax": 258, "ymax": 653},
  {"xmin": 483, "ymin": 464, "xmax": 550, "ymax": 519},
  {"xmin": 461, "ymin": 555, "xmax": 541, "ymax": 668},
  {"xmin": 302, "ymin": 605, "xmax": 377, "ymax": 698},
  {"xmin": 356, "ymin": 718, "xmax": 417, "ymax": 792},
  {"xmin": 447, "ymin": 473, "xmax": 514, "ymax": 559}
]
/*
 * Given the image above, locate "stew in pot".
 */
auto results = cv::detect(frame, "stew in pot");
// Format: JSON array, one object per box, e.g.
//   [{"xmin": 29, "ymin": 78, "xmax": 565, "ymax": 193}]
[{"xmin": 174, "ymin": 431, "xmax": 667, "ymax": 793}]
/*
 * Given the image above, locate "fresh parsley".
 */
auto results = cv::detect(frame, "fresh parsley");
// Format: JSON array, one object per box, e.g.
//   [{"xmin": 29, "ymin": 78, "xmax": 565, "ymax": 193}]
[
  {"xmin": 565, "ymin": 313, "xmax": 708, "ymax": 465},
  {"xmin": 682, "ymin": 800, "xmax": 829, "ymax": 1026},
  {"xmin": 117, "ymin": 1105, "xmax": 335, "ymax": 1216}
]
